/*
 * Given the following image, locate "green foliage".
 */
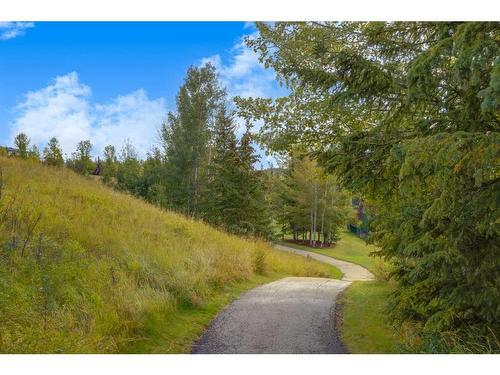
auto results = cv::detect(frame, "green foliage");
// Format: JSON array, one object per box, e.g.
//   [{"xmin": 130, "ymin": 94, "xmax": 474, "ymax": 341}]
[
  {"xmin": 140, "ymin": 148, "xmax": 169, "ymax": 207},
  {"xmin": 373, "ymin": 132, "xmax": 499, "ymax": 337},
  {"xmin": 102, "ymin": 144, "xmax": 118, "ymax": 184},
  {"xmin": 43, "ymin": 137, "xmax": 64, "ymax": 167},
  {"xmin": 162, "ymin": 63, "xmax": 226, "ymax": 215},
  {"xmin": 67, "ymin": 140, "xmax": 95, "ymax": 175},
  {"xmin": 200, "ymin": 111, "xmax": 271, "ymax": 238},
  {"xmin": 115, "ymin": 140, "xmax": 142, "ymax": 195},
  {"xmin": 235, "ymin": 125, "xmax": 272, "ymax": 237},
  {"xmin": 269, "ymin": 154, "xmax": 353, "ymax": 244},
  {"xmin": 201, "ymin": 108, "xmax": 242, "ymax": 229},
  {"xmin": 14, "ymin": 133, "xmax": 30, "ymax": 159},
  {"xmin": 237, "ymin": 21, "xmax": 500, "ymax": 352}
]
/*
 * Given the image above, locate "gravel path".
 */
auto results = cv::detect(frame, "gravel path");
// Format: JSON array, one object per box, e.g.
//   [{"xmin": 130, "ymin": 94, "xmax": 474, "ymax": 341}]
[
  {"xmin": 192, "ymin": 243, "xmax": 374, "ymax": 354},
  {"xmin": 192, "ymin": 277, "xmax": 351, "ymax": 354}
]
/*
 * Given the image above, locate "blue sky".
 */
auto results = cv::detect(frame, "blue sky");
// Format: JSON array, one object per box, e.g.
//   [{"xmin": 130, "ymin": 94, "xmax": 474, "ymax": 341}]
[{"xmin": 0, "ymin": 22, "xmax": 283, "ymax": 160}]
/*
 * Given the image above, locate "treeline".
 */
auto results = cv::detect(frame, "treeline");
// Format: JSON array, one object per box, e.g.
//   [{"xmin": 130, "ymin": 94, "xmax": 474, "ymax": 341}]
[
  {"xmin": 266, "ymin": 154, "xmax": 353, "ymax": 245},
  {"xmin": 5, "ymin": 63, "xmax": 353, "ymax": 241}
]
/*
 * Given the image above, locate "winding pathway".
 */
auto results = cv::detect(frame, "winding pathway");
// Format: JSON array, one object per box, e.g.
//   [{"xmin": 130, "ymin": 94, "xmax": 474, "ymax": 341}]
[
  {"xmin": 192, "ymin": 243, "xmax": 374, "ymax": 354},
  {"xmin": 274, "ymin": 244, "xmax": 374, "ymax": 281}
]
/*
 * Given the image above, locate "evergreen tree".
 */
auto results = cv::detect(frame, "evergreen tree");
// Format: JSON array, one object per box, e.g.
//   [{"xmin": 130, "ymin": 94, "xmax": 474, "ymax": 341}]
[
  {"xmin": 236, "ymin": 124, "xmax": 272, "ymax": 237},
  {"xmin": 162, "ymin": 63, "xmax": 226, "ymax": 216},
  {"xmin": 263, "ymin": 160, "xmax": 292, "ymax": 240},
  {"xmin": 201, "ymin": 108, "xmax": 242, "ymax": 230},
  {"xmin": 43, "ymin": 137, "xmax": 64, "ymax": 167},
  {"xmin": 14, "ymin": 133, "xmax": 30, "ymax": 159}
]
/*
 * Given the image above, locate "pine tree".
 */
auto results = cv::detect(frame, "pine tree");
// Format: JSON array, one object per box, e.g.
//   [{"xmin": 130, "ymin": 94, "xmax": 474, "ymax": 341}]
[
  {"xmin": 43, "ymin": 137, "xmax": 64, "ymax": 167},
  {"xmin": 236, "ymin": 124, "xmax": 271, "ymax": 237},
  {"xmin": 201, "ymin": 108, "xmax": 242, "ymax": 231}
]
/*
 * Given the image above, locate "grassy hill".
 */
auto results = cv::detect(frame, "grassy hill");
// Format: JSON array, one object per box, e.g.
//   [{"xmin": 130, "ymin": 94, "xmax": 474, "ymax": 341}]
[{"xmin": 0, "ymin": 157, "xmax": 339, "ymax": 353}]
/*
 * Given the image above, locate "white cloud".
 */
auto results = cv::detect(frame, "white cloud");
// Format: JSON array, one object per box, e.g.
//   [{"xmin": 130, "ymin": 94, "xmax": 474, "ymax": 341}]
[
  {"xmin": 243, "ymin": 22, "xmax": 256, "ymax": 30},
  {"xmin": 0, "ymin": 22, "xmax": 34, "ymax": 40},
  {"xmin": 200, "ymin": 32, "xmax": 283, "ymax": 141},
  {"xmin": 10, "ymin": 72, "xmax": 166, "ymax": 159},
  {"xmin": 200, "ymin": 32, "xmax": 278, "ymax": 100},
  {"xmin": 200, "ymin": 31, "xmax": 283, "ymax": 167},
  {"xmin": 93, "ymin": 89, "xmax": 166, "ymax": 158}
]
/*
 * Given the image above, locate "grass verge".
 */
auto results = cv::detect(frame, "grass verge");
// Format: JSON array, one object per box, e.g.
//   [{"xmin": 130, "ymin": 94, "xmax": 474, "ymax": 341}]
[{"xmin": 337, "ymin": 281, "xmax": 404, "ymax": 353}]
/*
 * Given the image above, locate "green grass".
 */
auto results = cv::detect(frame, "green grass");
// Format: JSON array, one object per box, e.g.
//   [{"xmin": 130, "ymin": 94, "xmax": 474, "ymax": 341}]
[
  {"xmin": 339, "ymin": 281, "xmax": 404, "ymax": 353},
  {"xmin": 276, "ymin": 241, "xmax": 343, "ymax": 279},
  {"xmin": 312, "ymin": 232, "xmax": 380, "ymax": 272},
  {"xmin": 280, "ymin": 231, "xmax": 386, "ymax": 276},
  {"xmin": 0, "ymin": 157, "xmax": 340, "ymax": 353},
  {"xmin": 326, "ymin": 264, "xmax": 343, "ymax": 280}
]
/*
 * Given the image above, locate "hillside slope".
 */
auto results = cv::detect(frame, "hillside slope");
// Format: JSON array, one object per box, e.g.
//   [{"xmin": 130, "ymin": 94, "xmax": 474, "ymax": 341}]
[{"xmin": 0, "ymin": 157, "xmax": 339, "ymax": 353}]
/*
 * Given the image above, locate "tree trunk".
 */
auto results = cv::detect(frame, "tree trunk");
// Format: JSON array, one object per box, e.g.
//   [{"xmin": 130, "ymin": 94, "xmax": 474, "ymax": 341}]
[
  {"xmin": 192, "ymin": 164, "xmax": 199, "ymax": 216},
  {"xmin": 320, "ymin": 182, "xmax": 328, "ymax": 246},
  {"xmin": 310, "ymin": 181, "xmax": 314, "ymax": 246},
  {"xmin": 312, "ymin": 181, "xmax": 318, "ymax": 246}
]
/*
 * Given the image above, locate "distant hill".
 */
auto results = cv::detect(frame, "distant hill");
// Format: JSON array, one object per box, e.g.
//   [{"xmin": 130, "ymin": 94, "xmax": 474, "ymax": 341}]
[{"xmin": 0, "ymin": 157, "xmax": 337, "ymax": 353}]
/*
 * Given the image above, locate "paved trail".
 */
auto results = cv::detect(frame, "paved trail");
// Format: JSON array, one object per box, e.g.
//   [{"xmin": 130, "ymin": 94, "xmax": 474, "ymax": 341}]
[
  {"xmin": 192, "ymin": 244, "xmax": 373, "ymax": 354},
  {"xmin": 274, "ymin": 244, "xmax": 374, "ymax": 281}
]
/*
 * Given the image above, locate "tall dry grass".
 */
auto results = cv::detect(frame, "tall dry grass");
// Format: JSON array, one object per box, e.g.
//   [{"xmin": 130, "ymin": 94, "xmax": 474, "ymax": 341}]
[{"xmin": 0, "ymin": 157, "xmax": 335, "ymax": 353}]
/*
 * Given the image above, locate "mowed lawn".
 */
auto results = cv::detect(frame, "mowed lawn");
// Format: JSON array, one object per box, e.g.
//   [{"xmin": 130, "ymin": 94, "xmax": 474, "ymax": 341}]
[
  {"xmin": 340, "ymin": 281, "xmax": 404, "ymax": 353},
  {"xmin": 281, "ymin": 230, "xmax": 384, "ymax": 275}
]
